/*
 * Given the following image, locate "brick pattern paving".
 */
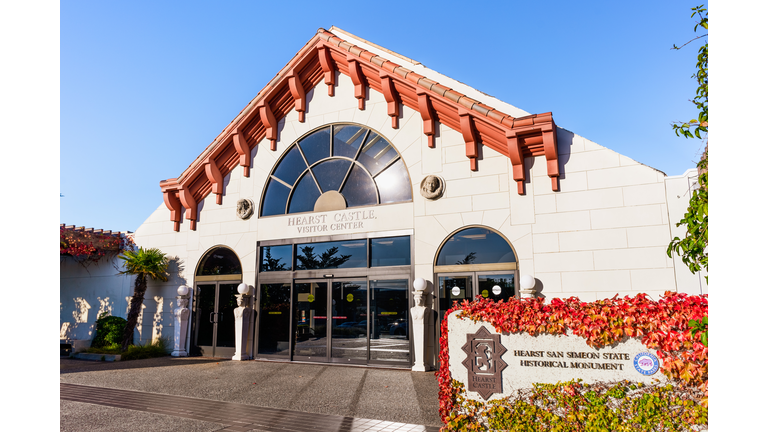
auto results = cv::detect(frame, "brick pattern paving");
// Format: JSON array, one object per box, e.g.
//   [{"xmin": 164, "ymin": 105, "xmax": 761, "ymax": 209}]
[{"xmin": 61, "ymin": 383, "xmax": 442, "ymax": 432}]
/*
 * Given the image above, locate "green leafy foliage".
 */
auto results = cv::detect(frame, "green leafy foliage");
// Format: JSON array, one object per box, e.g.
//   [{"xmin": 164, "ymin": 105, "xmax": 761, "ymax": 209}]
[
  {"xmin": 444, "ymin": 380, "xmax": 707, "ymax": 431},
  {"xmin": 120, "ymin": 338, "xmax": 168, "ymax": 361},
  {"xmin": 688, "ymin": 317, "xmax": 708, "ymax": 347},
  {"xmin": 118, "ymin": 247, "xmax": 170, "ymax": 351},
  {"xmin": 436, "ymin": 293, "xmax": 708, "ymax": 429},
  {"xmin": 90, "ymin": 313, "xmax": 127, "ymax": 348},
  {"xmin": 668, "ymin": 5, "xmax": 708, "ymax": 279}
]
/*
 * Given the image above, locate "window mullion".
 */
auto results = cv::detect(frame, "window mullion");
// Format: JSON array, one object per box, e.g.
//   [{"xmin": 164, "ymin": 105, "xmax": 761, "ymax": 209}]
[{"xmin": 339, "ymin": 129, "xmax": 370, "ymax": 192}]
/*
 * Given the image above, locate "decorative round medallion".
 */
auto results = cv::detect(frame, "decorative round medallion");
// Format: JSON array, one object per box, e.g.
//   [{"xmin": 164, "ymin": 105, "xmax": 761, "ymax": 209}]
[
  {"xmin": 236, "ymin": 199, "xmax": 254, "ymax": 220},
  {"xmin": 420, "ymin": 175, "xmax": 445, "ymax": 200},
  {"xmin": 633, "ymin": 352, "xmax": 660, "ymax": 376}
]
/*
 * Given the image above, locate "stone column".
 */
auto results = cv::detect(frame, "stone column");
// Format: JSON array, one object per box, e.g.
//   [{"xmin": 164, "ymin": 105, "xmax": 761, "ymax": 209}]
[
  {"xmin": 171, "ymin": 296, "xmax": 190, "ymax": 357},
  {"xmin": 410, "ymin": 288, "xmax": 428, "ymax": 372},
  {"xmin": 232, "ymin": 294, "xmax": 252, "ymax": 361}
]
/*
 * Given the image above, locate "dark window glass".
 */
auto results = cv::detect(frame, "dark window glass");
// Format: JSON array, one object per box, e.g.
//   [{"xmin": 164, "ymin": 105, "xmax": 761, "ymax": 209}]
[
  {"xmin": 375, "ymin": 159, "xmax": 412, "ymax": 204},
  {"xmin": 273, "ymin": 146, "xmax": 308, "ymax": 185},
  {"xmin": 261, "ymin": 124, "xmax": 413, "ymax": 217},
  {"xmin": 357, "ymin": 132, "xmax": 397, "ymax": 176},
  {"xmin": 298, "ymin": 126, "xmax": 331, "ymax": 166},
  {"xmin": 371, "ymin": 236, "xmax": 411, "ymax": 267},
  {"xmin": 289, "ymin": 173, "xmax": 321, "ymax": 214},
  {"xmin": 258, "ymin": 283, "xmax": 291, "ymax": 357},
  {"xmin": 195, "ymin": 284, "xmax": 216, "ymax": 346},
  {"xmin": 313, "ymin": 159, "xmax": 352, "ymax": 193},
  {"xmin": 262, "ymin": 179, "xmax": 290, "ymax": 217},
  {"xmin": 436, "ymin": 228, "xmax": 516, "ymax": 266},
  {"xmin": 333, "ymin": 125, "xmax": 366, "ymax": 159},
  {"xmin": 295, "ymin": 239, "xmax": 367, "ymax": 270},
  {"xmin": 260, "ymin": 245, "xmax": 292, "ymax": 272},
  {"xmin": 196, "ymin": 248, "xmax": 242, "ymax": 275},
  {"xmin": 293, "ymin": 282, "xmax": 328, "ymax": 359},
  {"xmin": 369, "ymin": 279, "xmax": 410, "ymax": 363},
  {"xmin": 215, "ymin": 283, "xmax": 239, "ymax": 348},
  {"xmin": 340, "ymin": 163, "xmax": 378, "ymax": 208},
  {"xmin": 478, "ymin": 274, "xmax": 516, "ymax": 301},
  {"xmin": 331, "ymin": 280, "xmax": 368, "ymax": 361}
]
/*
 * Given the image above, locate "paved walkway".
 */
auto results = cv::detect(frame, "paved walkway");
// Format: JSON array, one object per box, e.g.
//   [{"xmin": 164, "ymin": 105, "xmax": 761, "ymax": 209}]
[{"xmin": 60, "ymin": 357, "xmax": 443, "ymax": 432}]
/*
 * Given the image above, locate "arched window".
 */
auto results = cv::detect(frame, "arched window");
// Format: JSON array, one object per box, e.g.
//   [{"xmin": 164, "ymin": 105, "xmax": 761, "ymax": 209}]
[
  {"xmin": 435, "ymin": 227, "xmax": 517, "ymax": 271},
  {"xmin": 434, "ymin": 226, "xmax": 518, "ymax": 322},
  {"xmin": 196, "ymin": 247, "xmax": 242, "ymax": 276},
  {"xmin": 260, "ymin": 124, "xmax": 412, "ymax": 217}
]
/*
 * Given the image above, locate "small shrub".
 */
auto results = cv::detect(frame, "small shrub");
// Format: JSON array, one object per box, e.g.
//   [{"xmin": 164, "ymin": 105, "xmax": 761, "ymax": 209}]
[
  {"xmin": 120, "ymin": 338, "xmax": 169, "ymax": 361},
  {"xmin": 91, "ymin": 313, "xmax": 128, "ymax": 348}
]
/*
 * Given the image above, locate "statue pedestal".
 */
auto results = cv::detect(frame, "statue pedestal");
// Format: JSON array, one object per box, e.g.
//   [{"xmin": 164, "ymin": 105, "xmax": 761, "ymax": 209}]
[
  {"xmin": 171, "ymin": 296, "xmax": 189, "ymax": 357},
  {"xmin": 232, "ymin": 295, "xmax": 252, "ymax": 361},
  {"xmin": 411, "ymin": 305, "xmax": 427, "ymax": 372}
]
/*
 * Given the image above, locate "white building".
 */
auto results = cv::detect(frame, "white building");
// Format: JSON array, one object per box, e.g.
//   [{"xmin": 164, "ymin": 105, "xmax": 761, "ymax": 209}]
[{"xmin": 127, "ymin": 27, "xmax": 702, "ymax": 369}]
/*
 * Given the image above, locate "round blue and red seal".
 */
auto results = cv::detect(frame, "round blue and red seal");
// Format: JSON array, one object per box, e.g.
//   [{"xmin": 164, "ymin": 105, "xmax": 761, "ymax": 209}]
[{"xmin": 633, "ymin": 352, "xmax": 660, "ymax": 375}]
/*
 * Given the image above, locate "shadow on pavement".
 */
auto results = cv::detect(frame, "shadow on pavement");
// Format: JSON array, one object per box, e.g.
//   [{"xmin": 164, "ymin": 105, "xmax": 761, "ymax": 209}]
[{"xmin": 60, "ymin": 356, "xmax": 225, "ymax": 374}]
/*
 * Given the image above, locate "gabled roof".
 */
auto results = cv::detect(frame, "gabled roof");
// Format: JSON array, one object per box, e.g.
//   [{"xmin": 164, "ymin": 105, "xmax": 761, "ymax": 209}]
[{"xmin": 160, "ymin": 27, "xmax": 561, "ymax": 231}]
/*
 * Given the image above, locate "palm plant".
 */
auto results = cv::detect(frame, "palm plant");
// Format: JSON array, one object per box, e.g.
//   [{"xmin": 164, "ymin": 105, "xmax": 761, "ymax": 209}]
[{"xmin": 118, "ymin": 247, "xmax": 169, "ymax": 351}]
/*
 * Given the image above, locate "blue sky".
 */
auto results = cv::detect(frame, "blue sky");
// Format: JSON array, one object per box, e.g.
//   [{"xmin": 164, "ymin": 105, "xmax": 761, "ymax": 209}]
[{"xmin": 59, "ymin": 1, "xmax": 710, "ymax": 233}]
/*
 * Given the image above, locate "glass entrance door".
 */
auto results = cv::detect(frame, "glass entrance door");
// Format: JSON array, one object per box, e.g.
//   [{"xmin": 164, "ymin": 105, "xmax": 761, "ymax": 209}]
[
  {"xmin": 193, "ymin": 282, "xmax": 239, "ymax": 358},
  {"xmin": 437, "ymin": 272, "xmax": 516, "ymax": 329},
  {"xmin": 331, "ymin": 280, "xmax": 368, "ymax": 363},
  {"xmin": 288, "ymin": 278, "xmax": 411, "ymax": 365},
  {"xmin": 292, "ymin": 281, "xmax": 328, "ymax": 361}
]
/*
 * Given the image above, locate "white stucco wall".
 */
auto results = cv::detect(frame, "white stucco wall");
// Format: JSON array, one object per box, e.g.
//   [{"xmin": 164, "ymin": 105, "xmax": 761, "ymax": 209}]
[
  {"xmin": 137, "ymin": 70, "xmax": 699, "ymax": 299},
  {"xmin": 133, "ymin": 61, "xmax": 699, "ymax": 362},
  {"xmin": 60, "ymin": 256, "xmax": 134, "ymax": 345},
  {"xmin": 664, "ymin": 169, "xmax": 707, "ymax": 296}
]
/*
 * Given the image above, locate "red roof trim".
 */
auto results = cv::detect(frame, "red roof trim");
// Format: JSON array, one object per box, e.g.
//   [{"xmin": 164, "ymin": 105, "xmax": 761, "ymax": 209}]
[{"xmin": 159, "ymin": 29, "xmax": 560, "ymax": 231}]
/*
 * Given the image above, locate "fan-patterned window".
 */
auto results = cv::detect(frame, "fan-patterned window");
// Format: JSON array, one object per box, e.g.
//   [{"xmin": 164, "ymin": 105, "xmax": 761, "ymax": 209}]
[{"xmin": 260, "ymin": 124, "xmax": 412, "ymax": 217}]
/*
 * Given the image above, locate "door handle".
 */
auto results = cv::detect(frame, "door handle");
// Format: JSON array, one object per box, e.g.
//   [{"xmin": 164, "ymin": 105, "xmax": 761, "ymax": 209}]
[{"xmin": 209, "ymin": 312, "xmax": 216, "ymax": 324}]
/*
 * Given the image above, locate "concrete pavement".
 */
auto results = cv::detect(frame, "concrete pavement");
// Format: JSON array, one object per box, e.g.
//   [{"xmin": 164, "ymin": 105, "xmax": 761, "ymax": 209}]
[{"xmin": 60, "ymin": 356, "xmax": 443, "ymax": 431}]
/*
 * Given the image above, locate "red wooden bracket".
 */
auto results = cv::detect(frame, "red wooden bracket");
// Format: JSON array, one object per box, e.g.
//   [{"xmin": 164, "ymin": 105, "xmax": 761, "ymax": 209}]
[
  {"xmin": 505, "ymin": 130, "xmax": 526, "ymax": 194},
  {"xmin": 178, "ymin": 185, "xmax": 198, "ymax": 231},
  {"xmin": 417, "ymin": 89, "xmax": 436, "ymax": 148},
  {"xmin": 257, "ymin": 100, "xmax": 278, "ymax": 151},
  {"xmin": 287, "ymin": 69, "xmax": 306, "ymax": 123},
  {"xmin": 232, "ymin": 127, "xmax": 252, "ymax": 177},
  {"xmin": 204, "ymin": 155, "xmax": 224, "ymax": 205},
  {"xmin": 162, "ymin": 189, "xmax": 182, "ymax": 232},
  {"xmin": 459, "ymin": 108, "xmax": 478, "ymax": 171},
  {"xmin": 347, "ymin": 55, "xmax": 366, "ymax": 110},
  {"xmin": 380, "ymin": 71, "xmax": 399, "ymax": 129},
  {"xmin": 317, "ymin": 45, "xmax": 336, "ymax": 96},
  {"xmin": 542, "ymin": 124, "xmax": 560, "ymax": 191}
]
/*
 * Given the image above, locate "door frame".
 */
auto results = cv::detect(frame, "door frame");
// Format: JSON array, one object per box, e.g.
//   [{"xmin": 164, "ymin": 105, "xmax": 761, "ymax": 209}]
[
  {"xmin": 433, "ymin": 270, "xmax": 518, "ymax": 366},
  {"xmin": 191, "ymin": 276, "xmax": 242, "ymax": 358}
]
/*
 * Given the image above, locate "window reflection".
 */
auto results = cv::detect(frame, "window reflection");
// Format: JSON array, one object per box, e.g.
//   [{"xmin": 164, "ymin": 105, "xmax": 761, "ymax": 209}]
[
  {"xmin": 288, "ymin": 173, "xmax": 321, "ymax": 214},
  {"xmin": 295, "ymin": 239, "xmax": 367, "ymax": 270},
  {"xmin": 371, "ymin": 236, "xmax": 410, "ymax": 267},
  {"xmin": 197, "ymin": 248, "xmax": 242, "ymax": 275},
  {"xmin": 436, "ymin": 227, "xmax": 516, "ymax": 266},
  {"xmin": 260, "ymin": 124, "xmax": 412, "ymax": 217},
  {"xmin": 260, "ymin": 245, "xmax": 292, "ymax": 272}
]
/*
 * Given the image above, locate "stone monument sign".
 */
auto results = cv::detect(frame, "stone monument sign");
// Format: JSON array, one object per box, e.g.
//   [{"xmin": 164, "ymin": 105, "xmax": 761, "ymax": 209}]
[{"xmin": 447, "ymin": 311, "xmax": 666, "ymax": 402}]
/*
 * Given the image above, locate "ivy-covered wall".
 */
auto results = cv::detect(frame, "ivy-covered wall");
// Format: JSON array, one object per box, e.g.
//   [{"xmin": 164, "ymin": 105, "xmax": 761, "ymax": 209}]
[{"xmin": 437, "ymin": 293, "xmax": 707, "ymax": 430}]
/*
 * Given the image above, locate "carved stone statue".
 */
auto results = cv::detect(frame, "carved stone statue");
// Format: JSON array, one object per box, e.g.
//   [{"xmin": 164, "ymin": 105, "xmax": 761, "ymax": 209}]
[
  {"xmin": 232, "ymin": 294, "xmax": 252, "ymax": 360},
  {"xmin": 419, "ymin": 175, "xmax": 445, "ymax": 200},
  {"xmin": 171, "ymin": 296, "xmax": 190, "ymax": 357},
  {"xmin": 410, "ymin": 289, "xmax": 429, "ymax": 371},
  {"xmin": 236, "ymin": 199, "xmax": 254, "ymax": 220}
]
